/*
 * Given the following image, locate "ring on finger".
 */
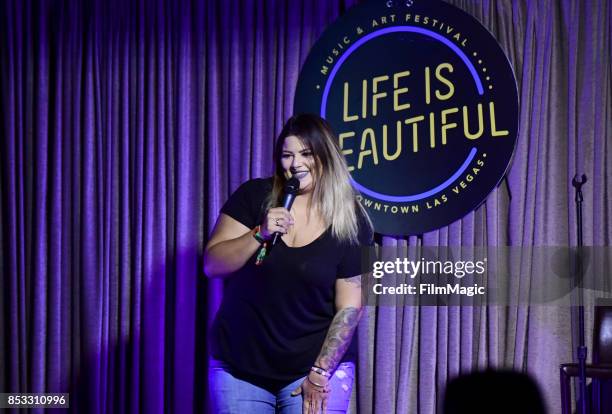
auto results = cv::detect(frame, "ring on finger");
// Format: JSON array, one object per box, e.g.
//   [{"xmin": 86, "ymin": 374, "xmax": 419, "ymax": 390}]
[{"xmin": 274, "ymin": 217, "xmax": 281, "ymax": 226}]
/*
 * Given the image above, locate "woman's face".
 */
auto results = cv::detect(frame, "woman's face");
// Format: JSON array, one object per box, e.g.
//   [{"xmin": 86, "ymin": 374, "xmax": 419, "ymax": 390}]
[{"xmin": 280, "ymin": 135, "xmax": 316, "ymax": 193}]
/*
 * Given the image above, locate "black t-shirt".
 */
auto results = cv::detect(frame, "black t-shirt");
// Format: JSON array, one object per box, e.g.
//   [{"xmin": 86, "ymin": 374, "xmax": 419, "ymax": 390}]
[{"xmin": 210, "ymin": 178, "xmax": 371, "ymax": 391}]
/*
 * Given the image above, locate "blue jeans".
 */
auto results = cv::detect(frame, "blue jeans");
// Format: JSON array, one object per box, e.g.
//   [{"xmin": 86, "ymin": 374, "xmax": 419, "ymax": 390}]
[{"xmin": 208, "ymin": 360, "xmax": 355, "ymax": 413}]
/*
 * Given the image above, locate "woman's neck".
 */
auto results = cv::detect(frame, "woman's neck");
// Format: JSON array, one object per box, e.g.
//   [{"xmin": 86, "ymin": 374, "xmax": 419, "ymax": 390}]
[
  {"xmin": 292, "ymin": 193, "xmax": 319, "ymax": 222},
  {"xmin": 293, "ymin": 191, "xmax": 312, "ymax": 205}
]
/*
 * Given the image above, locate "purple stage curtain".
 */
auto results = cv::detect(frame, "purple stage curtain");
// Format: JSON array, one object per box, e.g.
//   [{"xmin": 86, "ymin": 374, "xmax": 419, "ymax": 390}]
[
  {"xmin": 1, "ymin": 0, "xmax": 209, "ymax": 413},
  {"xmin": 1, "ymin": 1, "xmax": 611, "ymax": 414}
]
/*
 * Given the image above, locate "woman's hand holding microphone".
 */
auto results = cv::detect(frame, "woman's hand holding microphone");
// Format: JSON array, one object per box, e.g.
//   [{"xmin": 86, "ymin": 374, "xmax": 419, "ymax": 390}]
[
  {"xmin": 260, "ymin": 207, "xmax": 295, "ymax": 240},
  {"xmin": 253, "ymin": 208, "xmax": 294, "ymax": 265}
]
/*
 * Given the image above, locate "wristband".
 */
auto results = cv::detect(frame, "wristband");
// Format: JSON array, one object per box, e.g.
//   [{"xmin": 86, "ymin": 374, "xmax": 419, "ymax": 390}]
[
  {"xmin": 252, "ymin": 226, "xmax": 267, "ymax": 244},
  {"xmin": 253, "ymin": 226, "xmax": 269, "ymax": 266},
  {"xmin": 310, "ymin": 366, "xmax": 331, "ymax": 378},
  {"xmin": 306, "ymin": 375, "xmax": 328, "ymax": 388}
]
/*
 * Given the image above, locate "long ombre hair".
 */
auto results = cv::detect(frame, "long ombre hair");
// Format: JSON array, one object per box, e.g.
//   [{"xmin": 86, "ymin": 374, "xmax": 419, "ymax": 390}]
[{"xmin": 266, "ymin": 114, "xmax": 372, "ymax": 244}]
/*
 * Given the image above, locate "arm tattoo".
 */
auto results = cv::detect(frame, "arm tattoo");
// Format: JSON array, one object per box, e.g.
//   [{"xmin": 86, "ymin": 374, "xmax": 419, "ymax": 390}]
[{"xmin": 315, "ymin": 306, "xmax": 362, "ymax": 372}]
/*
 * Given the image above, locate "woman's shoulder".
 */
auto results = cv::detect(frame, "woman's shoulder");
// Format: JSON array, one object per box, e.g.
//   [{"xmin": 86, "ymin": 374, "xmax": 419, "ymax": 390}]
[
  {"xmin": 228, "ymin": 177, "xmax": 273, "ymax": 201},
  {"xmin": 331, "ymin": 207, "xmax": 374, "ymax": 247},
  {"xmin": 221, "ymin": 177, "xmax": 273, "ymax": 228},
  {"xmin": 235, "ymin": 177, "xmax": 273, "ymax": 193}
]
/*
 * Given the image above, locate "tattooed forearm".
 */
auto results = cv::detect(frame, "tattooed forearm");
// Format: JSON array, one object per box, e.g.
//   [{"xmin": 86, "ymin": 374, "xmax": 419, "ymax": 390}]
[{"xmin": 315, "ymin": 306, "xmax": 362, "ymax": 372}]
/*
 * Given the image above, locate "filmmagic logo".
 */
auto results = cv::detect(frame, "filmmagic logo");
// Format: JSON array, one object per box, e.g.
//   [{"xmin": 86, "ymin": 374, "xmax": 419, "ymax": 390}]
[
  {"xmin": 372, "ymin": 283, "xmax": 485, "ymax": 297},
  {"xmin": 294, "ymin": 0, "xmax": 519, "ymax": 235}
]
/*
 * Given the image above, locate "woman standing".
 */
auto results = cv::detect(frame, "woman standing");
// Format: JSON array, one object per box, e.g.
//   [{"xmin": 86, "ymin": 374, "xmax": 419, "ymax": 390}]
[{"xmin": 204, "ymin": 114, "xmax": 372, "ymax": 414}]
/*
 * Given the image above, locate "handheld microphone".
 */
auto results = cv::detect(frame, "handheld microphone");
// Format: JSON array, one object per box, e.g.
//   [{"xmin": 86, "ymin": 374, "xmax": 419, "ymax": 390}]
[{"xmin": 272, "ymin": 177, "xmax": 300, "ymax": 246}]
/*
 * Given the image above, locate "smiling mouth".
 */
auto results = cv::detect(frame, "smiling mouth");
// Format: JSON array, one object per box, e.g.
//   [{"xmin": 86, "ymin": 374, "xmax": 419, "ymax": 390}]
[{"xmin": 292, "ymin": 171, "xmax": 309, "ymax": 179}]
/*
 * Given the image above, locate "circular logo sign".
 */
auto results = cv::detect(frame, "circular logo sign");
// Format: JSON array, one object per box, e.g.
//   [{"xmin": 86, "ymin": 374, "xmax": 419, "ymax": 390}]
[{"xmin": 294, "ymin": 0, "xmax": 519, "ymax": 235}]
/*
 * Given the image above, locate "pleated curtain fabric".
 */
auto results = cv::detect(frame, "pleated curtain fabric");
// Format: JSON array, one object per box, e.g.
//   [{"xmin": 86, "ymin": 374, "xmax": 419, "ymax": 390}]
[{"xmin": 0, "ymin": 0, "xmax": 610, "ymax": 413}]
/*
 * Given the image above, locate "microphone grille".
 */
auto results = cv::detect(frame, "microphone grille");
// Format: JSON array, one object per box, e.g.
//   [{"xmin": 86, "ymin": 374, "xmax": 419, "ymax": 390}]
[{"xmin": 284, "ymin": 177, "xmax": 300, "ymax": 194}]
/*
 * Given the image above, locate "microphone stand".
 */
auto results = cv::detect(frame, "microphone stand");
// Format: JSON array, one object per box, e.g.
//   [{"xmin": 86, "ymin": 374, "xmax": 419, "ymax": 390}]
[{"xmin": 572, "ymin": 173, "xmax": 588, "ymax": 414}]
